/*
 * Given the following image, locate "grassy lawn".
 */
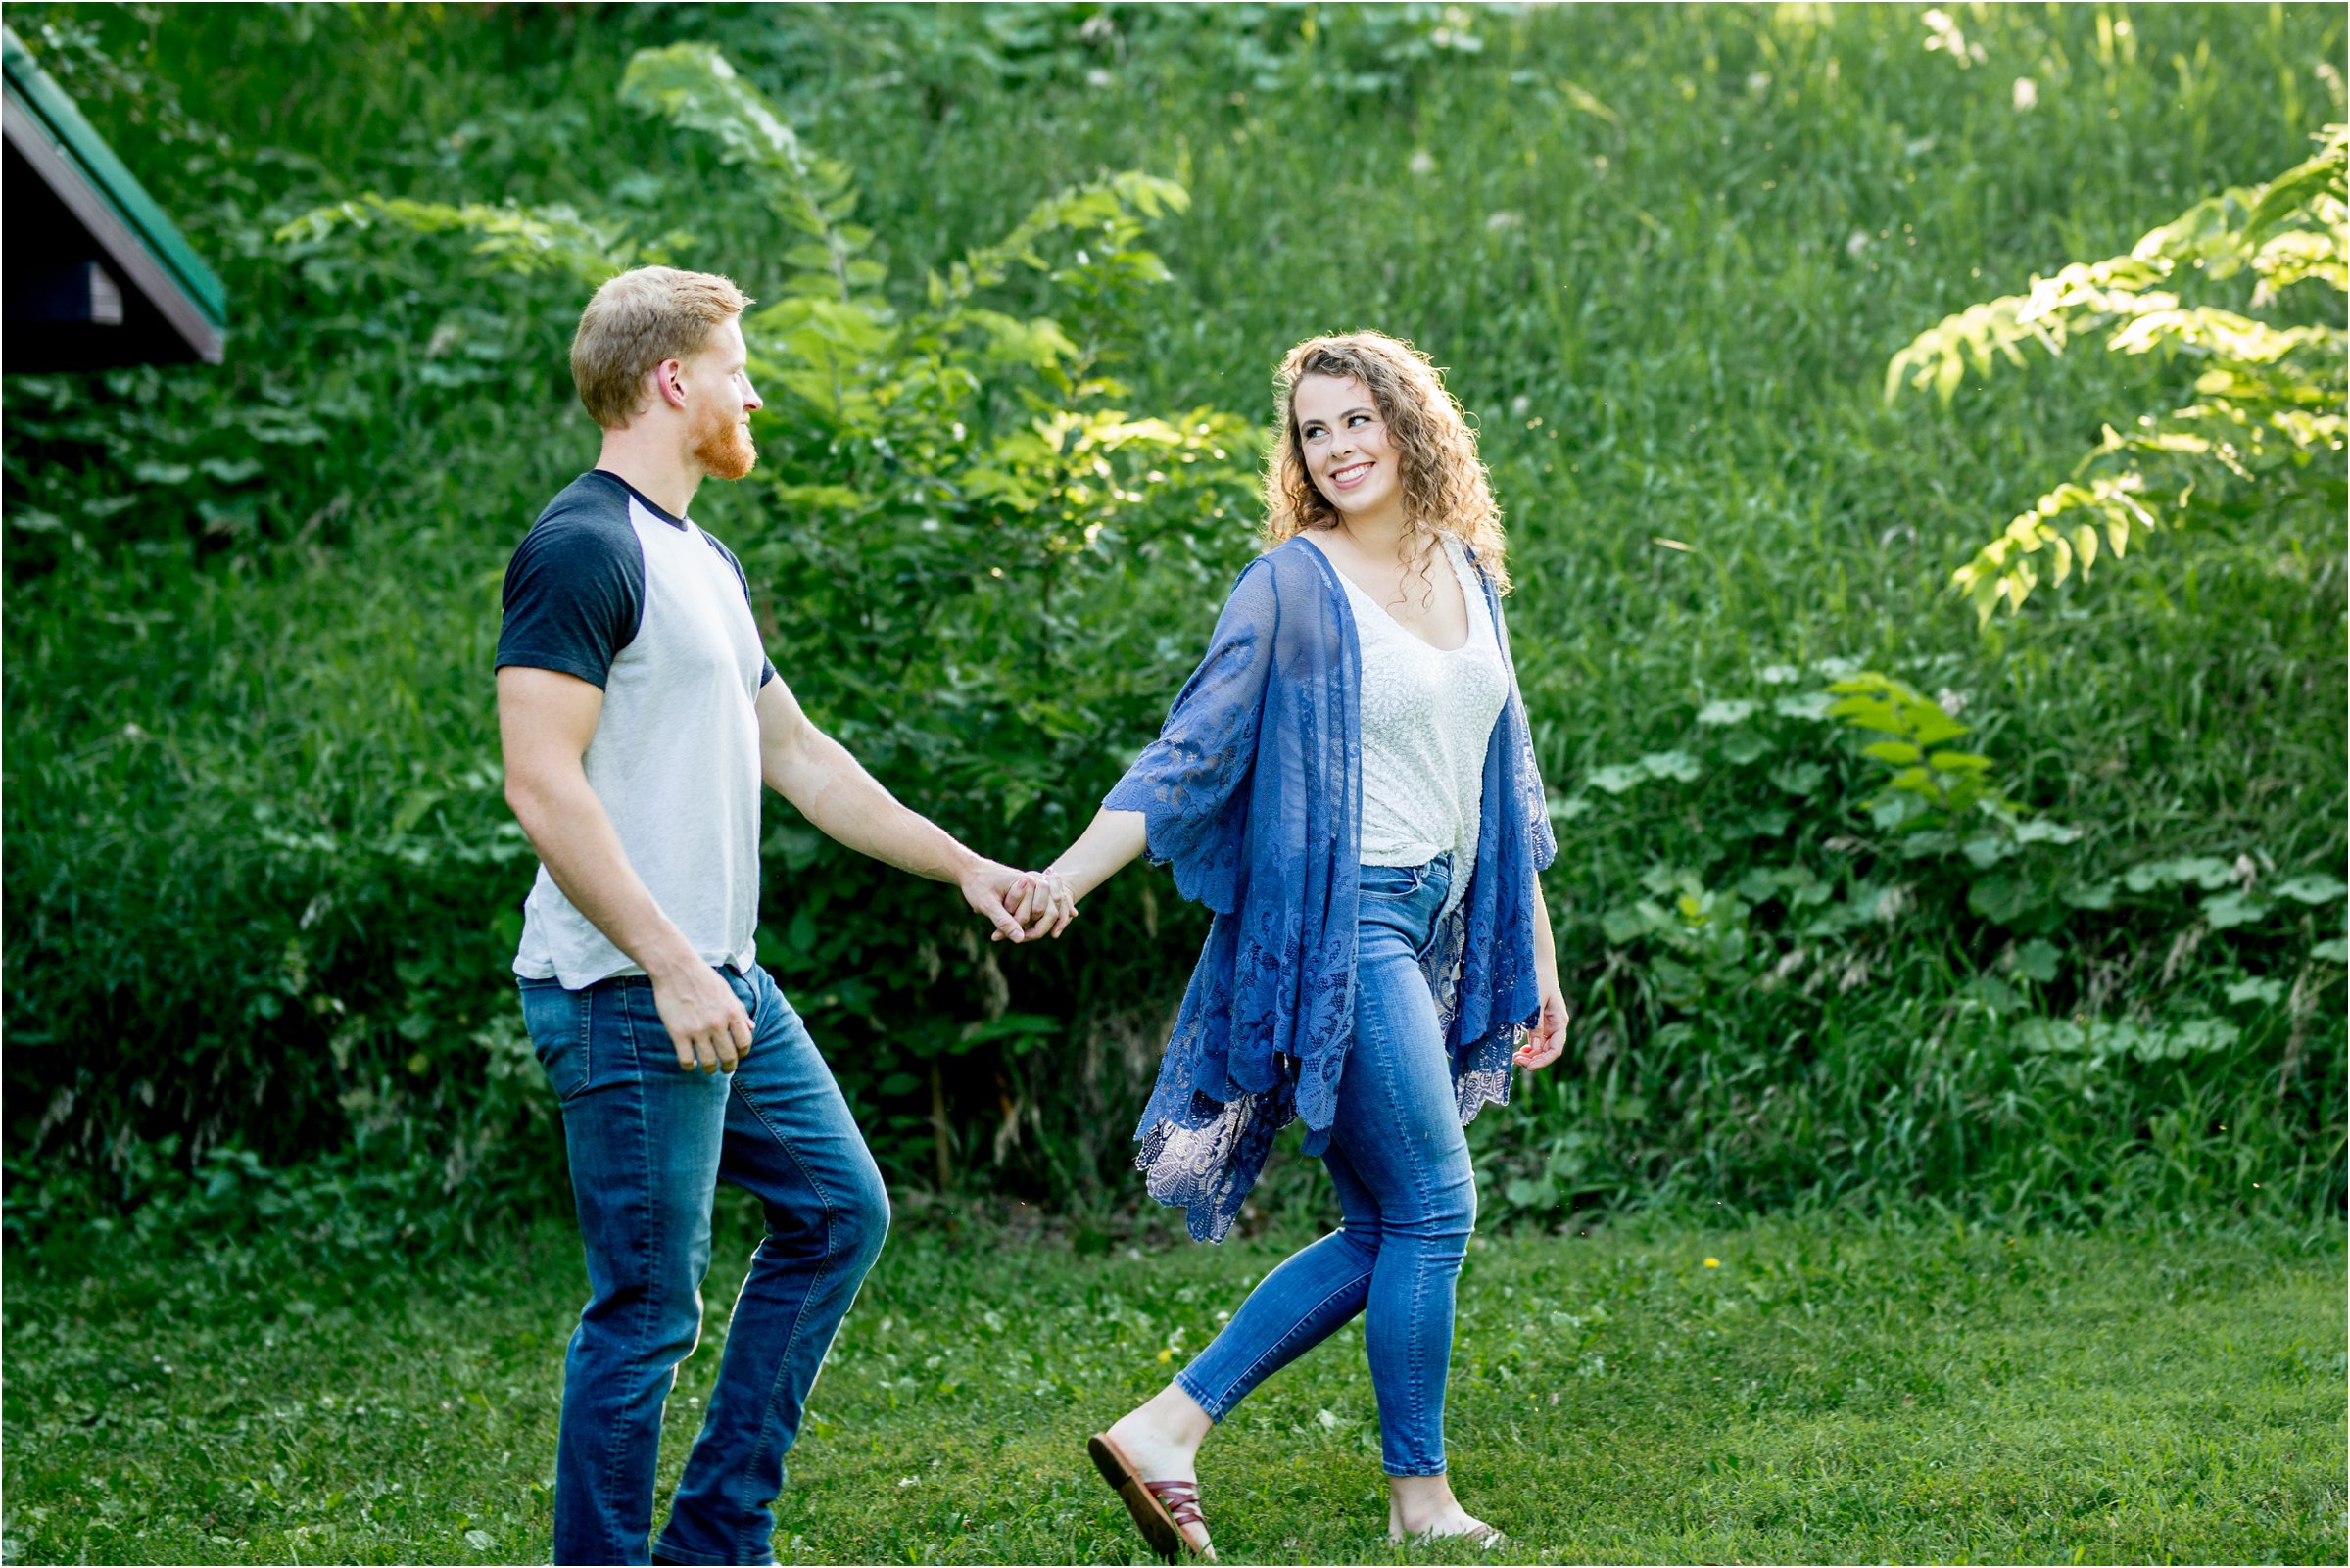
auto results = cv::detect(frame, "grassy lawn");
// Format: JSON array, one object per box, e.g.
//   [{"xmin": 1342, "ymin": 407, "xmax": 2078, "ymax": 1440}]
[{"xmin": 2, "ymin": 1204, "xmax": 2340, "ymax": 1565}]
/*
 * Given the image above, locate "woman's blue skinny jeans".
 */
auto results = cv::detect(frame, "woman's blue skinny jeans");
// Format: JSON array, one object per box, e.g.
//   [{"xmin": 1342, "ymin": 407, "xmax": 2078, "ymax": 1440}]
[{"xmin": 1174, "ymin": 854, "xmax": 1474, "ymax": 1477}]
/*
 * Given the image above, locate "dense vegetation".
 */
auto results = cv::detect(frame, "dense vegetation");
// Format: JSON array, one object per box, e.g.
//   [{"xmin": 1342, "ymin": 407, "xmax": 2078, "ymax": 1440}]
[{"xmin": 4, "ymin": 3, "xmax": 2343, "ymax": 1251}]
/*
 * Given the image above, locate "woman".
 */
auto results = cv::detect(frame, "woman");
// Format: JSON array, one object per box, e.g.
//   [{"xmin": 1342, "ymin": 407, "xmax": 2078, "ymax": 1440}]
[{"xmin": 1028, "ymin": 331, "xmax": 1567, "ymax": 1559}]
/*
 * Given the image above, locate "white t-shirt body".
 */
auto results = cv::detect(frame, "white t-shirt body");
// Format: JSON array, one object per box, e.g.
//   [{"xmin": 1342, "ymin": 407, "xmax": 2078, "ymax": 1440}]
[{"xmin": 495, "ymin": 470, "xmax": 775, "ymax": 988}]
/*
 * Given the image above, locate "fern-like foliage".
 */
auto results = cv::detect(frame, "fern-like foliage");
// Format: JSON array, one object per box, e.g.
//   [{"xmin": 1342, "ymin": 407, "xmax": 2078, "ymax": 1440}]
[
  {"xmin": 273, "ymin": 196, "xmax": 686, "ymax": 287},
  {"xmin": 1889, "ymin": 124, "xmax": 2346, "ymax": 621},
  {"xmin": 618, "ymin": 43, "xmax": 882, "ymax": 310}
]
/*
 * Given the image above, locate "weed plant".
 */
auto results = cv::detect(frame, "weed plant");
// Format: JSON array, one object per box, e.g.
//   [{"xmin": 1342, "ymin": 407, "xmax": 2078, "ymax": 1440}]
[{"xmin": 2, "ymin": 4, "xmax": 2343, "ymax": 1245}]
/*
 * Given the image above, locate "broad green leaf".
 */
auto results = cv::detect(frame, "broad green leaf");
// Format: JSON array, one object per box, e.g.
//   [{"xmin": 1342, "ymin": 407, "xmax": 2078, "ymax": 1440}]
[
  {"xmin": 1767, "ymin": 761, "xmax": 1827, "ymax": 797},
  {"xmin": 2272, "ymin": 874, "xmax": 2347, "ymax": 905},
  {"xmin": 1961, "ymin": 835, "xmax": 2010, "ymax": 869},
  {"xmin": 2200, "ymin": 891, "xmax": 2270, "ymax": 928},
  {"xmin": 1968, "ymin": 876, "xmax": 2038, "ymax": 925},
  {"xmin": 2062, "ymin": 880, "xmax": 2118, "ymax": 910},
  {"xmin": 1587, "ymin": 764, "xmax": 1650, "ymax": 796},
  {"xmin": 2123, "ymin": 856, "xmax": 2236, "ymax": 893},
  {"xmin": 1640, "ymin": 750, "xmax": 1702, "ymax": 783}
]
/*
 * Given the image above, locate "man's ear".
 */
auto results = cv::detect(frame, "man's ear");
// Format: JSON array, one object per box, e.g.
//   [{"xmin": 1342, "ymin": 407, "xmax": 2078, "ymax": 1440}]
[{"xmin": 652, "ymin": 356, "xmax": 691, "ymax": 412}]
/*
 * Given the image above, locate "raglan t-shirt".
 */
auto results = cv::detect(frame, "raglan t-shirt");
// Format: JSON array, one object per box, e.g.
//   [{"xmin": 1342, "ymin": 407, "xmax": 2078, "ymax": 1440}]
[{"xmin": 496, "ymin": 469, "xmax": 776, "ymax": 988}]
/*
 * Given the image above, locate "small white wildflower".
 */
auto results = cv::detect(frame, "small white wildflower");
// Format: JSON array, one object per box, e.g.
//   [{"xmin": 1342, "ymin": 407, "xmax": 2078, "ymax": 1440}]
[
  {"xmin": 1511, "ymin": 395, "xmax": 1532, "ymax": 418},
  {"xmin": 1485, "ymin": 210, "xmax": 1523, "ymax": 231},
  {"xmin": 1846, "ymin": 229, "xmax": 1871, "ymax": 257},
  {"xmin": 1408, "ymin": 149, "xmax": 1436, "ymax": 176},
  {"xmin": 2012, "ymin": 76, "xmax": 2038, "ymax": 111},
  {"xmin": 1085, "ymin": 69, "xmax": 1114, "ymax": 90}
]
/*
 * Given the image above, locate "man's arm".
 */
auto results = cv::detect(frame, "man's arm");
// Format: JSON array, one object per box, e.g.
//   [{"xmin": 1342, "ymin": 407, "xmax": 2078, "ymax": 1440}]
[
  {"xmin": 753, "ymin": 675, "xmax": 1057, "ymax": 941},
  {"xmin": 499, "ymin": 665, "xmax": 753, "ymax": 1072}
]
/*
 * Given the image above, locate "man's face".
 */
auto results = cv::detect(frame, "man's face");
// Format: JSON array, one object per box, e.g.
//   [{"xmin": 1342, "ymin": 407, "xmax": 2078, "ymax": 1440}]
[{"xmin": 683, "ymin": 317, "xmax": 762, "ymax": 481}]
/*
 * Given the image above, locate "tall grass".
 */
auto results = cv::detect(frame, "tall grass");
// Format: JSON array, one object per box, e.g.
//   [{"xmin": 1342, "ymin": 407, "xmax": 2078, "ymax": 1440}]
[{"xmin": 2, "ymin": 3, "xmax": 2341, "ymax": 1239}]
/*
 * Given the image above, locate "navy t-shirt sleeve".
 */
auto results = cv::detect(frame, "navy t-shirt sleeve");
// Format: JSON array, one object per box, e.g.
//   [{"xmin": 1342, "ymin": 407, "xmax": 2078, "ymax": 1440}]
[
  {"xmin": 496, "ymin": 508, "xmax": 646, "ymax": 689},
  {"xmin": 700, "ymin": 531, "xmax": 778, "ymax": 688}
]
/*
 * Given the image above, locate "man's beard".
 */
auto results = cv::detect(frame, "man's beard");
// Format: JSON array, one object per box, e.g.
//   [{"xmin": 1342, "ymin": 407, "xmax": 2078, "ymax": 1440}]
[{"xmin": 691, "ymin": 404, "xmax": 757, "ymax": 481}]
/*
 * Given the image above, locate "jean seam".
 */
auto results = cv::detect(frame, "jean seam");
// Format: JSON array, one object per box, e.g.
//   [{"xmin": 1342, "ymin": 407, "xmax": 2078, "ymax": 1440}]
[
  {"xmin": 573, "ymin": 981, "xmax": 595, "ymax": 1092},
  {"xmin": 605, "ymin": 986, "xmax": 661, "ymax": 1549}
]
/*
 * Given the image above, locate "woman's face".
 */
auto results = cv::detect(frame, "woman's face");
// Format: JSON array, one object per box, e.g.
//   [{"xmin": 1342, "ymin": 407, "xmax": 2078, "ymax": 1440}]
[{"xmin": 1292, "ymin": 372, "xmax": 1402, "ymax": 522}]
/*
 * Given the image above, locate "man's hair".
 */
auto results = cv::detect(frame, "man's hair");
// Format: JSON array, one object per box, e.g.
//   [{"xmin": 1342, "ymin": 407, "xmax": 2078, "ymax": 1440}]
[{"xmin": 570, "ymin": 266, "xmax": 753, "ymax": 431}]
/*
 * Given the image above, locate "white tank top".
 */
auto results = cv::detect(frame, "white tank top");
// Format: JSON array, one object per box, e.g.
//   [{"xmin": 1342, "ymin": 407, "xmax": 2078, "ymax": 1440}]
[{"xmin": 1320, "ymin": 534, "xmax": 1511, "ymax": 874}]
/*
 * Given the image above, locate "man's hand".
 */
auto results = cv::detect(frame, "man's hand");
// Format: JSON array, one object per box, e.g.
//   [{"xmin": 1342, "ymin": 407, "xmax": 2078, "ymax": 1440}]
[
  {"xmin": 650, "ymin": 961, "xmax": 754, "ymax": 1073},
  {"xmin": 965, "ymin": 860, "xmax": 1074, "ymax": 942},
  {"xmin": 1513, "ymin": 980, "xmax": 1569, "ymax": 1070}
]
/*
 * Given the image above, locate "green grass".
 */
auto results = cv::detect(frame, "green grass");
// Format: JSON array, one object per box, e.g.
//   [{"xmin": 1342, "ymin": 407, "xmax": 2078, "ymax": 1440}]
[{"xmin": 5, "ymin": 1206, "xmax": 2341, "ymax": 1564}]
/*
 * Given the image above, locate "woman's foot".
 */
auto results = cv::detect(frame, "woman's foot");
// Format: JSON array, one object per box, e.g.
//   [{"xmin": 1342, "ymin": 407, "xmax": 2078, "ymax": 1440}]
[
  {"xmin": 1105, "ymin": 1384, "xmax": 1216, "ymax": 1556},
  {"xmin": 1387, "ymin": 1473, "xmax": 1504, "ymax": 1547}
]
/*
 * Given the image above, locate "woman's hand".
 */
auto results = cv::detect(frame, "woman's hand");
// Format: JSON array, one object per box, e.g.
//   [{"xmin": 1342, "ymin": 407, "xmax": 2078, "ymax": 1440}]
[
  {"xmin": 1514, "ymin": 881, "xmax": 1567, "ymax": 1069},
  {"xmin": 1513, "ymin": 980, "xmax": 1569, "ymax": 1069},
  {"xmin": 998, "ymin": 866, "xmax": 1080, "ymax": 940}
]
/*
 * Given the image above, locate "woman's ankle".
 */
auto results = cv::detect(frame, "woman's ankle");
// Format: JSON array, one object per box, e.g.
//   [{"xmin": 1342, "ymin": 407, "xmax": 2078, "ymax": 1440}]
[
  {"xmin": 1386, "ymin": 1473, "xmax": 1471, "ymax": 1535},
  {"xmin": 1141, "ymin": 1382, "xmax": 1215, "ymax": 1444}
]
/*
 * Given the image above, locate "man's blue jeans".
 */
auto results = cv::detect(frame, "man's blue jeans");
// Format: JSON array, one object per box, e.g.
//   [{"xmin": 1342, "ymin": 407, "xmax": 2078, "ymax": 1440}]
[
  {"xmin": 1174, "ymin": 854, "xmax": 1474, "ymax": 1476},
  {"xmin": 516, "ymin": 963, "xmax": 888, "ymax": 1566}
]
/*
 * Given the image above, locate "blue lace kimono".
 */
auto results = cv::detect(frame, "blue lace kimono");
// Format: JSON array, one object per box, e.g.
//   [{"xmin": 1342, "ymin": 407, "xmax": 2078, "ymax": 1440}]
[{"xmin": 1104, "ymin": 535, "xmax": 1557, "ymax": 1242}]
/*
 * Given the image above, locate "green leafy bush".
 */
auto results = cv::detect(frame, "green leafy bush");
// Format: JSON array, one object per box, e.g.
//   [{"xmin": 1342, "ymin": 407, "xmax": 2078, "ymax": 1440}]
[
  {"xmin": 1474, "ymin": 653, "xmax": 2345, "ymax": 1225},
  {"xmin": 3, "ymin": 5, "xmax": 2339, "ymax": 1249},
  {"xmin": 1890, "ymin": 124, "xmax": 2348, "ymax": 618}
]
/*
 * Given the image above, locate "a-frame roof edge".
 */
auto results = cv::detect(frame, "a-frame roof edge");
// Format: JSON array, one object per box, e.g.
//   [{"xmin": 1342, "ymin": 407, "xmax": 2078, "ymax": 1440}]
[{"xmin": 3, "ymin": 25, "xmax": 227, "ymax": 336}]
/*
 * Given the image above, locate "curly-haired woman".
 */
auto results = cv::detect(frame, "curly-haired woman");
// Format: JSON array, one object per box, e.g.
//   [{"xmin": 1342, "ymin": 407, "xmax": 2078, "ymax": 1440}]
[{"xmin": 1023, "ymin": 331, "xmax": 1569, "ymax": 1558}]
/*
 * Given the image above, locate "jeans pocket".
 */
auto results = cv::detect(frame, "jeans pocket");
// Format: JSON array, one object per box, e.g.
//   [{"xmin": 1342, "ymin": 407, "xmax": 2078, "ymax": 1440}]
[
  {"xmin": 1360, "ymin": 864, "xmax": 1426, "ymax": 902},
  {"xmin": 516, "ymin": 979, "xmax": 591, "ymax": 1102}
]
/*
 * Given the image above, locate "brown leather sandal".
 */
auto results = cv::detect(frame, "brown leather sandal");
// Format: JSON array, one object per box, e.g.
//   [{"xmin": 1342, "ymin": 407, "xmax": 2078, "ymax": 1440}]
[{"xmin": 1088, "ymin": 1432, "xmax": 1216, "ymax": 1562}]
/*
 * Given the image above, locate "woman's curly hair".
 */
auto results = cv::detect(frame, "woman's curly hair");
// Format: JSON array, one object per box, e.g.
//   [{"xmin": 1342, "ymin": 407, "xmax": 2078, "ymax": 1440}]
[{"xmin": 1263, "ymin": 331, "xmax": 1510, "ymax": 594}]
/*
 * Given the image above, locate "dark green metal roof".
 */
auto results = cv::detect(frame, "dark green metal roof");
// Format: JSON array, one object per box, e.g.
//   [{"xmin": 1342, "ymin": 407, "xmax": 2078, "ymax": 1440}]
[{"xmin": 3, "ymin": 25, "xmax": 226, "ymax": 331}]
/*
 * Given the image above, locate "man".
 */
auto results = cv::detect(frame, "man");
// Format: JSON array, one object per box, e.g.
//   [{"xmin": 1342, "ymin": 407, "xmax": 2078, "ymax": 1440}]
[{"xmin": 497, "ymin": 265, "xmax": 1064, "ymax": 1566}]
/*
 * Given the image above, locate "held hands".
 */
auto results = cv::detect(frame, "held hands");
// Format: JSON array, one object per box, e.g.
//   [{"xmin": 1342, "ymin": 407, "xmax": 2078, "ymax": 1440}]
[{"xmin": 963, "ymin": 859, "xmax": 1079, "ymax": 943}]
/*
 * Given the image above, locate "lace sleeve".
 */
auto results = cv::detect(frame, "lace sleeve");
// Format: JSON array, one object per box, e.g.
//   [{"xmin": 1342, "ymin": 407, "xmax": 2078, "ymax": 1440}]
[
  {"xmin": 1487, "ymin": 586, "xmax": 1557, "ymax": 873},
  {"xmin": 1103, "ymin": 557, "xmax": 1280, "ymax": 914}
]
